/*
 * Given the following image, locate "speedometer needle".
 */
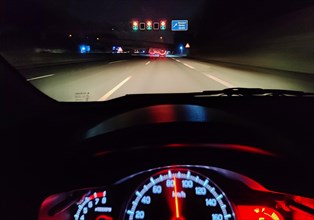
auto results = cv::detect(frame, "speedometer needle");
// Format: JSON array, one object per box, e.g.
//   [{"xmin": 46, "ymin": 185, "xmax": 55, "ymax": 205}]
[{"xmin": 173, "ymin": 176, "xmax": 180, "ymax": 219}]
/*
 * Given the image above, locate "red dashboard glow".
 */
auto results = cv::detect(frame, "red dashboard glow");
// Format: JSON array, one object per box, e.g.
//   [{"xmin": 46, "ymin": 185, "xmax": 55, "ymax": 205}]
[
  {"xmin": 89, "ymin": 192, "xmax": 104, "ymax": 200},
  {"xmin": 166, "ymin": 143, "xmax": 275, "ymax": 156},
  {"xmin": 237, "ymin": 206, "xmax": 284, "ymax": 220},
  {"xmin": 96, "ymin": 215, "xmax": 113, "ymax": 220}
]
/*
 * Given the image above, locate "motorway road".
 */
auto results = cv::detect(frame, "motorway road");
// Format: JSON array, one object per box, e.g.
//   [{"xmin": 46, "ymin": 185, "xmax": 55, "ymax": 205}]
[{"xmin": 21, "ymin": 57, "xmax": 314, "ymax": 101}]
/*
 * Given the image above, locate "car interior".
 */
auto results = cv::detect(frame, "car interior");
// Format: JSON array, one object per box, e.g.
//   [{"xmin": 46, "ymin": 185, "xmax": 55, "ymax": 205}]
[
  {"xmin": 1, "ymin": 56, "xmax": 314, "ymax": 220},
  {"xmin": 1, "ymin": 0, "xmax": 314, "ymax": 219}
]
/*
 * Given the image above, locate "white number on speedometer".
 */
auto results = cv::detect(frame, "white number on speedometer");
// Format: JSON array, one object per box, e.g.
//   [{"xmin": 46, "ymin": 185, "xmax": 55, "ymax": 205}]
[{"xmin": 124, "ymin": 168, "xmax": 235, "ymax": 220}]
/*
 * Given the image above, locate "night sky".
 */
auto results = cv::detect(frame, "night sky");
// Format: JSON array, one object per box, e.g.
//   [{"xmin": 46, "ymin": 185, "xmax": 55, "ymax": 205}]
[
  {"xmin": 1, "ymin": 0, "xmax": 205, "ymax": 27},
  {"xmin": 0, "ymin": 0, "xmax": 312, "ymax": 49}
]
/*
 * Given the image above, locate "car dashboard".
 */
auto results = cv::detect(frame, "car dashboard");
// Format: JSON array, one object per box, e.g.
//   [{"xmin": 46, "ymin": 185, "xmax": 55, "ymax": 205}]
[
  {"xmin": 25, "ymin": 103, "xmax": 313, "ymax": 220},
  {"xmin": 39, "ymin": 163, "xmax": 314, "ymax": 220},
  {"xmin": 1, "ymin": 62, "xmax": 314, "ymax": 220}
]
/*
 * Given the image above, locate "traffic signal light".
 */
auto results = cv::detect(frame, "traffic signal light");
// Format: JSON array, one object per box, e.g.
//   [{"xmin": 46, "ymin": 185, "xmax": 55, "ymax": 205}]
[
  {"xmin": 146, "ymin": 20, "xmax": 152, "ymax": 30},
  {"xmin": 132, "ymin": 21, "xmax": 139, "ymax": 31},
  {"xmin": 140, "ymin": 22, "xmax": 145, "ymax": 30},
  {"xmin": 153, "ymin": 22, "xmax": 159, "ymax": 30},
  {"xmin": 160, "ymin": 20, "xmax": 166, "ymax": 30},
  {"xmin": 132, "ymin": 20, "xmax": 166, "ymax": 31}
]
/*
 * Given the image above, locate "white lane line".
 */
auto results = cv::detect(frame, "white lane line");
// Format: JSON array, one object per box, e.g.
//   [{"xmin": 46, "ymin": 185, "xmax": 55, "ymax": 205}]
[
  {"xmin": 182, "ymin": 63, "xmax": 196, "ymax": 70},
  {"xmin": 173, "ymin": 58, "xmax": 234, "ymax": 87},
  {"xmin": 98, "ymin": 76, "xmax": 132, "ymax": 101},
  {"xmin": 202, "ymin": 72, "xmax": 235, "ymax": 87},
  {"xmin": 172, "ymin": 58, "xmax": 195, "ymax": 69},
  {"xmin": 109, "ymin": 60, "xmax": 126, "ymax": 64},
  {"xmin": 145, "ymin": 61, "xmax": 151, "ymax": 65},
  {"xmin": 171, "ymin": 58, "xmax": 181, "ymax": 63},
  {"xmin": 26, "ymin": 74, "xmax": 55, "ymax": 81}
]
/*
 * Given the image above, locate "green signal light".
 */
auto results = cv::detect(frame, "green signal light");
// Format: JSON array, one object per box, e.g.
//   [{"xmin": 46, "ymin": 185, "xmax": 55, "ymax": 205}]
[
  {"xmin": 147, "ymin": 21, "xmax": 152, "ymax": 30},
  {"xmin": 132, "ymin": 21, "xmax": 139, "ymax": 31},
  {"xmin": 160, "ymin": 20, "xmax": 166, "ymax": 30}
]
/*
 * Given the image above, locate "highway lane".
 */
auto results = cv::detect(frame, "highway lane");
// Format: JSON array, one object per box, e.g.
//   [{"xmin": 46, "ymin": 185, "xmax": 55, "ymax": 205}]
[{"xmin": 23, "ymin": 57, "xmax": 314, "ymax": 101}]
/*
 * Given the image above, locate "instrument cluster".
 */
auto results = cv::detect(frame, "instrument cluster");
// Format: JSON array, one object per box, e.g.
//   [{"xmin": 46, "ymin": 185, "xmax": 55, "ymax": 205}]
[{"xmin": 39, "ymin": 165, "xmax": 314, "ymax": 220}]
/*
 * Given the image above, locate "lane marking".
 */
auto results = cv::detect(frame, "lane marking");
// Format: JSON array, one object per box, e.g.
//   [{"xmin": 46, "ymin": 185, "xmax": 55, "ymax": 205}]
[
  {"xmin": 172, "ymin": 58, "xmax": 195, "ymax": 69},
  {"xmin": 202, "ymin": 72, "xmax": 234, "ymax": 87},
  {"xmin": 175, "ymin": 58, "xmax": 234, "ymax": 88},
  {"xmin": 145, "ymin": 61, "xmax": 151, "ymax": 65},
  {"xmin": 26, "ymin": 74, "xmax": 55, "ymax": 81},
  {"xmin": 182, "ymin": 63, "xmax": 195, "ymax": 70},
  {"xmin": 98, "ymin": 76, "xmax": 132, "ymax": 101},
  {"xmin": 171, "ymin": 58, "xmax": 181, "ymax": 63},
  {"xmin": 109, "ymin": 60, "xmax": 126, "ymax": 64}
]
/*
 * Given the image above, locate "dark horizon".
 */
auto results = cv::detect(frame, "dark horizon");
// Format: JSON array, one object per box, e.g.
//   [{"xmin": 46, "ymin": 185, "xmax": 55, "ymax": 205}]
[{"xmin": 0, "ymin": 0, "xmax": 312, "ymax": 51}]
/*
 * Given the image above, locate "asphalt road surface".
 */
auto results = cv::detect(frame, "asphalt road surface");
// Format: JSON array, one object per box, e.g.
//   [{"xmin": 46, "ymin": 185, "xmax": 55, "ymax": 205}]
[{"xmin": 22, "ymin": 57, "xmax": 314, "ymax": 101}]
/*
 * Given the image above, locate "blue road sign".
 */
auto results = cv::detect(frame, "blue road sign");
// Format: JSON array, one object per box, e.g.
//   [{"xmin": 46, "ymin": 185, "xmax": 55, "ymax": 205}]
[{"xmin": 171, "ymin": 20, "xmax": 188, "ymax": 31}]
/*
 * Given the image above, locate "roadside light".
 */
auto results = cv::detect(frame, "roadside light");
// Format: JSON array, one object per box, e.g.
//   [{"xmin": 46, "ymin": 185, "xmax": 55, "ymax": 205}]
[
  {"xmin": 179, "ymin": 45, "xmax": 184, "ymax": 54},
  {"xmin": 147, "ymin": 20, "xmax": 152, "ymax": 30},
  {"xmin": 132, "ymin": 21, "xmax": 139, "ymax": 31},
  {"xmin": 79, "ymin": 44, "xmax": 91, "ymax": 54},
  {"xmin": 160, "ymin": 20, "xmax": 166, "ymax": 30}
]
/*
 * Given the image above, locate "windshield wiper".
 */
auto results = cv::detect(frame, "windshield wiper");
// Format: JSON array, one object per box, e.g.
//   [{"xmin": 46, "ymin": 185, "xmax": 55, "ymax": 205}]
[{"xmin": 195, "ymin": 88, "xmax": 314, "ymax": 97}]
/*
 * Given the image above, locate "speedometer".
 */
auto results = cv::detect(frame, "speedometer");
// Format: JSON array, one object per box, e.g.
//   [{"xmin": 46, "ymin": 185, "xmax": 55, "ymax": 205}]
[{"xmin": 124, "ymin": 169, "xmax": 235, "ymax": 220}]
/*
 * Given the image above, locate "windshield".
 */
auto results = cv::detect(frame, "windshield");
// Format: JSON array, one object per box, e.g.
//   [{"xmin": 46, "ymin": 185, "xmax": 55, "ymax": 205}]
[{"xmin": 1, "ymin": 0, "xmax": 313, "ymax": 101}]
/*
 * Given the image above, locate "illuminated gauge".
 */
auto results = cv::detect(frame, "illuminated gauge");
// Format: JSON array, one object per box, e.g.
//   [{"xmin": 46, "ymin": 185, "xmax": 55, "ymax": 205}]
[
  {"xmin": 124, "ymin": 169, "xmax": 235, "ymax": 220},
  {"xmin": 74, "ymin": 191, "xmax": 113, "ymax": 220},
  {"xmin": 237, "ymin": 206, "xmax": 284, "ymax": 220}
]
